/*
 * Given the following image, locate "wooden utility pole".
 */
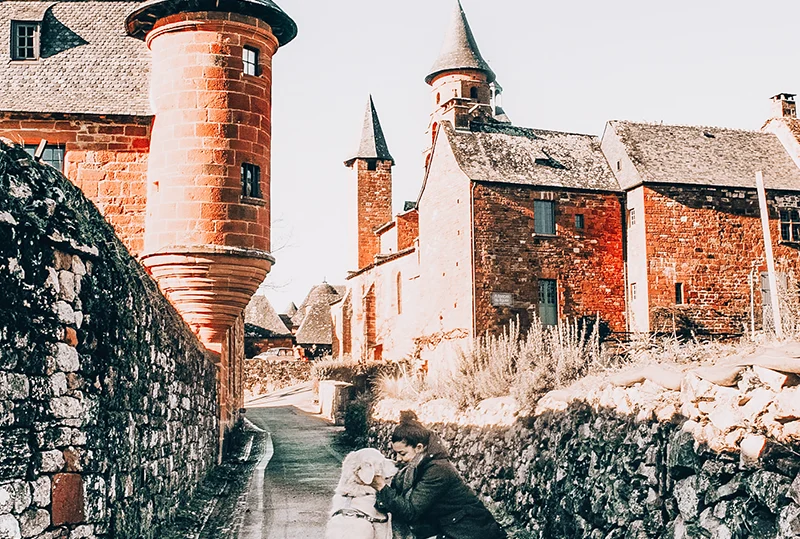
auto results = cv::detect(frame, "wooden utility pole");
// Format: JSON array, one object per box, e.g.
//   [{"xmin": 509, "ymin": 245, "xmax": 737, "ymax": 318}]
[{"xmin": 755, "ymin": 171, "xmax": 783, "ymax": 339}]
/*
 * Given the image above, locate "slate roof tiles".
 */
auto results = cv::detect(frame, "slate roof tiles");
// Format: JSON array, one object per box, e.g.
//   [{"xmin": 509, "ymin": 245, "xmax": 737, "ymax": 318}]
[
  {"xmin": 0, "ymin": 1, "xmax": 151, "ymax": 116},
  {"xmin": 444, "ymin": 121, "xmax": 620, "ymax": 192},
  {"xmin": 610, "ymin": 121, "xmax": 800, "ymax": 191}
]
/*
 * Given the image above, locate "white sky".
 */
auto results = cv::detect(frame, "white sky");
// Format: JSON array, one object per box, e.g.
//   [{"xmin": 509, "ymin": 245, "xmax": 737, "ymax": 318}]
[{"xmin": 263, "ymin": 0, "xmax": 800, "ymax": 312}]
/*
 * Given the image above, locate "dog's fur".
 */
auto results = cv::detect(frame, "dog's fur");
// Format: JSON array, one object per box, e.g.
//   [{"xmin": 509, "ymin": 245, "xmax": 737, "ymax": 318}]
[{"xmin": 325, "ymin": 448, "xmax": 398, "ymax": 539}]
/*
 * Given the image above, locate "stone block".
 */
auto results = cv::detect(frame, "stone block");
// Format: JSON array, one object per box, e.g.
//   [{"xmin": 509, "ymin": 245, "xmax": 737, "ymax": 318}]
[
  {"xmin": 0, "ymin": 374, "xmax": 29, "ymax": 401},
  {"xmin": 17, "ymin": 509, "xmax": 48, "ymax": 538},
  {"xmin": 69, "ymin": 524, "xmax": 93, "ymax": 539},
  {"xmin": 50, "ymin": 397, "xmax": 83, "ymax": 419},
  {"xmin": 71, "ymin": 256, "xmax": 86, "ymax": 276},
  {"xmin": 52, "ymin": 474, "xmax": 84, "ymax": 526},
  {"xmin": 54, "ymin": 344, "xmax": 79, "ymax": 373},
  {"xmin": 674, "ymin": 476, "xmax": 701, "ymax": 521},
  {"xmin": 39, "ymin": 450, "xmax": 64, "ymax": 474},
  {"xmin": 30, "ymin": 477, "xmax": 50, "ymax": 508},
  {"xmin": 54, "ymin": 302, "xmax": 75, "ymax": 326},
  {"xmin": 0, "ymin": 514, "xmax": 20, "ymax": 539},
  {"xmin": 58, "ymin": 271, "xmax": 76, "ymax": 303},
  {"xmin": 744, "ymin": 471, "xmax": 789, "ymax": 514},
  {"xmin": 779, "ymin": 504, "xmax": 800, "ymax": 537}
]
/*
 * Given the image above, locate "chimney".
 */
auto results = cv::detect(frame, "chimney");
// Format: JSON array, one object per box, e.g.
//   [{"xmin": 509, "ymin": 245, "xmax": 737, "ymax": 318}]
[{"xmin": 771, "ymin": 93, "xmax": 797, "ymax": 119}]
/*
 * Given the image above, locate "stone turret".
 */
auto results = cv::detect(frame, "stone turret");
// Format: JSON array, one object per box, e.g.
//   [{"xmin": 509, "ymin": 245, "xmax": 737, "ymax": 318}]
[
  {"xmin": 424, "ymin": 0, "xmax": 495, "ymax": 165},
  {"xmin": 125, "ymin": 0, "xmax": 295, "ymax": 353},
  {"xmin": 345, "ymin": 96, "xmax": 394, "ymax": 270},
  {"xmin": 125, "ymin": 0, "xmax": 296, "ymax": 444}
]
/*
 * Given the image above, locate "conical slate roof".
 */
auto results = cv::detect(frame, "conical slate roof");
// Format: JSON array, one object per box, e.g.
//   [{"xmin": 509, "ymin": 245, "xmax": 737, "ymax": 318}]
[
  {"xmin": 292, "ymin": 283, "xmax": 344, "ymax": 327},
  {"xmin": 344, "ymin": 96, "xmax": 394, "ymax": 167},
  {"xmin": 244, "ymin": 294, "xmax": 292, "ymax": 337},
  {"xmin": 425, "ymin": 0, "xmax": 495, "ymax": 85},
  {"xmin": 284, "ymin": 302, "xmax": 298, "ymax": 317},
  {"xmin": 126, "ymin": 0, "xmax": 297, "ymax": 45}
]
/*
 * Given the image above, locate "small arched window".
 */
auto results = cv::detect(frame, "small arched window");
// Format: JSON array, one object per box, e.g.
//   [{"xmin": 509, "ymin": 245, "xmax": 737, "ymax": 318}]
[
  {"xmin": 436, "ymin": 93, "xmax": 441, "ymax": 105},
  {"xmin": 470, "ymin": 87, "xmax": 478, "ymax": 99},
  {"xmin": 431, "ymin": 122, "xmax": 438, "ymax": 145},
  {"xmin": 396, "ymin": 272, "xmax": 403, "ymax": 315}
]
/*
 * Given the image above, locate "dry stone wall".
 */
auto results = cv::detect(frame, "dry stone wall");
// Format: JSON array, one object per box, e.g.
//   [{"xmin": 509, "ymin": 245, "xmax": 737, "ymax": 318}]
[
  {"xmin": 369, "ymin": 346, "xmax": 800, "ymax": 538},
  {"xmin": 0, "ymin": 143, "xmax": 218, "ymax": 539}
]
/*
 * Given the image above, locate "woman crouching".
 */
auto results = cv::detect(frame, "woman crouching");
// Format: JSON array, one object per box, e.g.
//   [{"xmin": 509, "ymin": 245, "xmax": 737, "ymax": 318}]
[{"xmin": 371, "ymin": 411, "xmax": 507, "ymax": 539}]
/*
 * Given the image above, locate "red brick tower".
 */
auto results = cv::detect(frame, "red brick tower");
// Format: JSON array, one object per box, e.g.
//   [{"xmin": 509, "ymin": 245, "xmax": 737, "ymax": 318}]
[
  {"xmin": 424, "ymin": 0, "xmax": 495, "ymax": 165},
  {"xmin": 345, "ymin": 96, "xmax": 394, "ymax": 269},
  {"xmin": 125, "ymin": 0, "xmax": 296, "ymax": 355}
]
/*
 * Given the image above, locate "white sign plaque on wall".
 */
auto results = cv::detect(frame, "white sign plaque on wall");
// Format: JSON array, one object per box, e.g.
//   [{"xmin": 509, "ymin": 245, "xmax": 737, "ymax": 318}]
[{"xmin": 491, "ymin": 292, "xmax": 513, "ymax": 307}]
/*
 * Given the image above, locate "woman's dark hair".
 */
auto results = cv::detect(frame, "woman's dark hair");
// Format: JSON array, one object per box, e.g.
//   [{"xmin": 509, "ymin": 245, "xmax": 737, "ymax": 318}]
[{"xmin": 391, "ymin": 410, "xmax": 431, "ymax": 447}]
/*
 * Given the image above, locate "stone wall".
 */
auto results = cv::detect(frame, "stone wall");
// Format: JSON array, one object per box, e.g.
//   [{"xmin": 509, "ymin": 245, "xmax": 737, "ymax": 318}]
[
  {"xmin": 643, "ymin": 184, "xmax": 800, "ymax": 335},
  {"xmin": 0, "ymin": 143, "xmax": 218, "ymax": 538},
  {"xmin": 368, "ymin": 345, "xmax": 800, "ymax": 538},
  {"xmin": 472, "ymin": 183, "xmax": 626, "ymax": 335}
]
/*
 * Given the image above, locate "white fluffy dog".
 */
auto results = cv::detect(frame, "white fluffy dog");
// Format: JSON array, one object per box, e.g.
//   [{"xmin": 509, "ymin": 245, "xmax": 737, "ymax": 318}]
[{"xmin": 325, "ymin": 448, "xmax": 398, "ymax": 539}]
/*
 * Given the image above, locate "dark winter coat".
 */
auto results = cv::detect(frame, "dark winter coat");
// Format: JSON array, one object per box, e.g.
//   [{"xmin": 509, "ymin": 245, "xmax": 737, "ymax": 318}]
[{"xmin": 374, "ymin": 437, "xmax": 506, "ymax": 539}]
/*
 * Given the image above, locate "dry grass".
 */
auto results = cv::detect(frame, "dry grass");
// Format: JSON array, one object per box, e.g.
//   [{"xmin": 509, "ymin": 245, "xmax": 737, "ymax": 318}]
[{"xmin": 376, "ymin": 317, "xmax": 607, "ymax": 410}]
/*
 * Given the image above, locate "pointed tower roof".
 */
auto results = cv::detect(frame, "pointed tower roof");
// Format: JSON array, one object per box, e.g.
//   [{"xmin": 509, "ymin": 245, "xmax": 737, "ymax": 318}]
[
  {"xmin": 344, "ymin": 96, "xmax": 395, "ymax": 167},
  {"xmin": 425, "ymin": 1, "xmax": 495, "ymax": 85}
]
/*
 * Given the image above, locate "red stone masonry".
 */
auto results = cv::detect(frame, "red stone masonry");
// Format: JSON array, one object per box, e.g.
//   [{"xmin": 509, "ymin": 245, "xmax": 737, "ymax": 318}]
[
  {"xmin": 396, "ymin": 209, "xmax": 419, "ymax": 251},
  {"xmin": 355, "ymin": 159, "xmax": 393, "ymax": 269},
  {"xmin": 144, "ymin": 11, "xmax": 277, "ymax": 255},
  {"xmin": 643, "ymin": 185, "xmax": 800, "ymax": 334},
  {"xmin": 0, "ymin": 113, "xmax": 151, "ymax": 255},
  {"xmin": 472, "ymin": 183, "xmax": 626, "ymax": 335}
]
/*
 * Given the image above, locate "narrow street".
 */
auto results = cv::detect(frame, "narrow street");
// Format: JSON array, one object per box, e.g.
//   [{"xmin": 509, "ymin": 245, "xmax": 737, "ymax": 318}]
[{"xmin": 240, "ymin": 384, "xmax": 344, "ymax": 538}]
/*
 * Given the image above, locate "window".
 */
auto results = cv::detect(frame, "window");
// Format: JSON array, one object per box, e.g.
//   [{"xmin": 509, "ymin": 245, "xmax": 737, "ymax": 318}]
[
  {"xmin": 24, "ymin": 144, "xmax": 64, "ymax": 171},
  {"xmin": 629, "ymin": 208, "xmax": 636, "ymax": 227},
  {"xmin": 630, "ymin": 283, "xmax": 637, "ymax": 301},
  {"xmin": 470, "ymin": 87, "xmax": 478, "ymax": 99},
  {"xmin": 538, "ymin": 279, "xmax": 557, "ymax": 326},
  {"xmin": 575, "ymin": 214, "xmax": 585, "ymax": 230},
  {"xmin": 11, "ymin": 22, "xmax": 38, "ymax": 60},
  {"xmin": 241, "ymin": 163, "xmax": 261, "ymax": 198},
  {"xmin": 366, "ymin": 159, "xmax": 377, "ymax": 171},
  {"xmin": 616, "ymin": 160, "xmax": 621, "ymax": 171},
  {"xmin": 675, "ymin": 282, "xmax": 684, "ymax": 305},
  {"xmin": 243, "ymin": 46, "xmax": 259, "ymax": 76},
  {"xmin": 534, "ymin": 200, "xmax": 555, "ymax": 235},
  {"xmin": 396, "ymin": 272, "xmax": 402, "ymax": 315},
  {"xmin": 780, "ymin": 209, "xmax": 800, "ymax": 242}
]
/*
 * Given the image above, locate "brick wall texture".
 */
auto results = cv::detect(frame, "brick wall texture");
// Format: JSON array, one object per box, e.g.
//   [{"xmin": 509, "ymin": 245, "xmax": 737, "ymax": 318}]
[
  {"xmin": 0, "ymin": 113, "xmax": 151, "ymax": 256},
  {"xmin": 473, "ymin": 183, "xmax": 627, "ymax": 335},
  {"xmin": 144, "ymin": 12, "xmax": 277, "ymax": 255},
  {"xmin": 354, "ymin": 159, "xmax": 393, "ymax": 269},
  {"xmin": 642, "ymin": 184, "xmax": 800, "ymax": 334},
  {"xmin": 0, "ymin": 144, "xmax": 218, "ymax": 538}
]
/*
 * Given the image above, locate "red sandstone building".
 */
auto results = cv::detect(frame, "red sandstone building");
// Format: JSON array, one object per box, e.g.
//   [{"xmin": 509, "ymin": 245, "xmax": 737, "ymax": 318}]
[
  {"xmin": 333, "ymin": 3, "xmax": 800, "ymax": 365},
  {"xmin": 0, "ymin": 0, "xmax": 297, "ymax": 441}
]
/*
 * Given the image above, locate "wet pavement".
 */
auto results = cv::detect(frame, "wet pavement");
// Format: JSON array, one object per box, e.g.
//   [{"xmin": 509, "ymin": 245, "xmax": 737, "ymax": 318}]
[
  {"xmin": 240, "ymin": 383, "xmax": 345, "ymax": 538},
  {"xmin": 159, "ymin": 383, "xmax": 345, "ymax": 539}
]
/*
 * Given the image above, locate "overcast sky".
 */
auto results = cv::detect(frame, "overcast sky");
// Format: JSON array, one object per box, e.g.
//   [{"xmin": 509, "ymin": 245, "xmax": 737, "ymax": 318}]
[{"xmin": 262, "ymin": 0, "xmax": 800, "ymax": 312}]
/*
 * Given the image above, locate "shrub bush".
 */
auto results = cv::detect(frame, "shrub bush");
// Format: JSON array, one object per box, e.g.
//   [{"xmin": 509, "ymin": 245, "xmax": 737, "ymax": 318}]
[
  {"xmin": 244, "ymin": 359, "xmax": 312, "ymax": 395},
  {"xmin": 377, "ymin": 317, "xmax": 608, "ymax": 411},
  {"xmin": 311, "ymin": 356, "xmax": 407, "ymax": 394}
]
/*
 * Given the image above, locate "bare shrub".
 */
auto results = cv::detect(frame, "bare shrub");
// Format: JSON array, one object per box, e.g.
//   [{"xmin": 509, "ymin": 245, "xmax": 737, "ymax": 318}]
[{"xmin": 428, "ymin": 317, "xmax": 604, "ymax": 409}]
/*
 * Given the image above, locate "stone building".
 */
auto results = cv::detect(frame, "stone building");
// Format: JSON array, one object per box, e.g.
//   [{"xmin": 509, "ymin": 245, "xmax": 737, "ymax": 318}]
[
  {"xmin": 0, "ymin": 0, "xmax": 297, "ymax": 440},
  {"xmin": 294, "ymin": 282, "xmax": 345, "ymax": 359},
  {"xmin": 333, "ymin": 2, "xmax": 800, "ymax": 365},
  {"xmin": 243, "ymin": 293, "xmax": 293, "ymax": 357}
]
